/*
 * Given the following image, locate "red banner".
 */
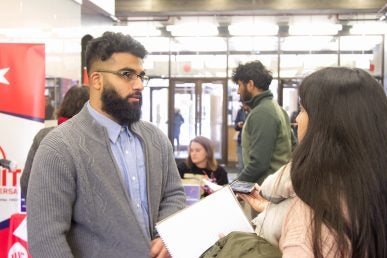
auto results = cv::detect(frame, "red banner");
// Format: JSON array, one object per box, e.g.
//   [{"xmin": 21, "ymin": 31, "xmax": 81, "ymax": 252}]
[
  {"xmin": 0, "ymin": 43, "xmax": 45, "ymax": 121},
  {"xmin": 0, "ymin": 43, "xmax": 45, "ymax": 258},
  {"xmin": 6, "ymin": 214, "xmax": 30, "ymax": 257}
]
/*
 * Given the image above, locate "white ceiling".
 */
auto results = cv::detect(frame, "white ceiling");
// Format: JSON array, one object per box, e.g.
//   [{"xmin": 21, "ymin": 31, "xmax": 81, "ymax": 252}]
[{"xmin": 0, "ymin": 0, "xmax": 385, "ymax": 81}]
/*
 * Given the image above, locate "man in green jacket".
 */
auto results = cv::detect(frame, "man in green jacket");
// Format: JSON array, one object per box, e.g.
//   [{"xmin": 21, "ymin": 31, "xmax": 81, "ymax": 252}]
[{"xmin": 232, "ymin": 60, "xmax": 292, "ymax": 184}]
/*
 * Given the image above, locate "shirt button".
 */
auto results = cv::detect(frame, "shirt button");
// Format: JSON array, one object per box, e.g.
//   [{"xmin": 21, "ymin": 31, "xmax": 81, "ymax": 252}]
[
  {"xmin": 136, "ymin": 203, "xmax": 140, "ymax": 208},
  {"xmin": 132, "ymin": 176, "xmax": 136, "ymax": 181},
  {"xmin": 125, "ymin": 150, "xmax": 129, "ymax": 154}
]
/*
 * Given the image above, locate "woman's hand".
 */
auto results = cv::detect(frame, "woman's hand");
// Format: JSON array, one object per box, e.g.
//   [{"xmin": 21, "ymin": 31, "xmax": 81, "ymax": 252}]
[{"xmin": 238, "ymin": 184, "xmax": 268, "ymax": 213}]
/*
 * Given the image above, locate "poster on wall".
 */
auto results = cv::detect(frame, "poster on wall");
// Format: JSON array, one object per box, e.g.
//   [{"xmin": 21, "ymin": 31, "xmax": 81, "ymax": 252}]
[{"xmin": 0, "ymin": 43, "xmax": 45, "ymax": 258}]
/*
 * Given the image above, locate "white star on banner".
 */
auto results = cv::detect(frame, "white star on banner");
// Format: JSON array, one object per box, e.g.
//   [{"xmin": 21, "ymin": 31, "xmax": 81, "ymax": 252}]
[
  {"xmin": 13, "ymin": 217, "xmax": 28, "ymax": 242},
  {"xmin": 0, "ymin": 67, "xmax": 10, "ymax": 85}
]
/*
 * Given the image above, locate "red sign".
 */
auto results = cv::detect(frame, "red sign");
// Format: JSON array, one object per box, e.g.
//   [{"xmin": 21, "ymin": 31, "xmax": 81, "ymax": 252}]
[
  {"xmin": 0, "ymin": 43, "xmax": 45, "ymax": 121},
  {"xmin": 0, "ymin": 43, "xmax": 45, "ymax": 258},
  {"xmin": 6, "ymin": 213, "xmax": 31, "ymax": 258}
]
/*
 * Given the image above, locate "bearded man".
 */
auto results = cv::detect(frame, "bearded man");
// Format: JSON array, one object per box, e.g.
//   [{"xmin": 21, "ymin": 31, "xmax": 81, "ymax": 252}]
[
  {"xmin": 232, "ymin": 60, "xmax": 292, "ymax": 185},
  {"xmin": 27, "ymin": 32, "xmax": 186, "ymax": 258}
]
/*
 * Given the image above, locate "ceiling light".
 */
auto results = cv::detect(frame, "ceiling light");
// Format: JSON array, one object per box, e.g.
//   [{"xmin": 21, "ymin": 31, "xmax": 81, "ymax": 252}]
[
  {"xmin": 229, "ymin": 37, "xmax": 278, "ymax": 51},
  {"xmin": 125, "ymin": 25, "xmax": 161, "ymax": 36},
  {"xmin": 282, "ymin": 36, "xmax": 336, "ymax": 51},
  {"xmin": 228, "ymin": 22, "xmax": 279, "ymax": 36},
  {"xmin": 166, "ymin": 22, "xmax": 218, "ymax": 36},
  {"xmin": 289, "ymin": 23, "xmax": 342, "ymax": 35},
  {"xmin": 172, "ymin": 37, "xmax": 226, "ymax": 51},
  {"xmin": 350, "ymin": 22, "xmax": 387, "ymax": 34},
  {"xmin": 0, "ymin": 28, "xmax": 51, "ymax": 38},
  {"xmin": 107, "ymin": 23, "xmax": 161, "ymax": 36}
]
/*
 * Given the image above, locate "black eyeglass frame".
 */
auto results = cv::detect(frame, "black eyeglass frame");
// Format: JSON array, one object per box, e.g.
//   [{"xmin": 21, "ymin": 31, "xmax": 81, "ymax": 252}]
[{"xmin": 96, "ymin": 69, "xmax": 150, "ymax": 86}]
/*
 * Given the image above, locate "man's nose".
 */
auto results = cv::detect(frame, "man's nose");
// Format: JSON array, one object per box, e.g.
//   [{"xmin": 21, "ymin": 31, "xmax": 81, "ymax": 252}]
[{"xmin": 132, "ymin": 78, "xmax": 144, "ymax": 91}]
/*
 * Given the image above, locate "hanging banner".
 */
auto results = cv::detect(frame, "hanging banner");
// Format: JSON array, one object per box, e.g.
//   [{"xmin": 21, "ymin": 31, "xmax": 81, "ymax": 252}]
[{"xmin": 0, "ymin": 43, "xmax": 45, "ymax": 258}]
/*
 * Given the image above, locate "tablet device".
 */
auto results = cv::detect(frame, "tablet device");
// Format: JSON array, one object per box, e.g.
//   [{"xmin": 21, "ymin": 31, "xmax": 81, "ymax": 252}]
[{"xmin": 230, "ymin": 180, "xmax": 255, "ymax": 194}]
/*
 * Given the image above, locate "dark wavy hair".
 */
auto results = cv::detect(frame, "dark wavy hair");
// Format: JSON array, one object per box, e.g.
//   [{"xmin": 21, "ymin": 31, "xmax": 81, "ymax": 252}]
[
  {"xmin": 231, "ymin": 60, "xmax": 273, "ymax": 90},
  {"xmin": 186, "ymin": 136, "xmax": 218, "ymax": 171},
  {"xmin": 85, "ymin": 31, "xmax": 147, "ymax": 72},
  {"xmin": 56, "ymin": 85, "xmax": 89, "ymax": 118},
  {"xmin": 291, "ymin": 67, "xmax": 387, "ymax": 258}
]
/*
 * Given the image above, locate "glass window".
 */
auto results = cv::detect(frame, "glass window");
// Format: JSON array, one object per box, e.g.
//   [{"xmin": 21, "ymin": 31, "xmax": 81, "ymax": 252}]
[
  {"xmin": 143, "ymin": 55, "xmax": 169, "ymax": 77},
  {"xmin": 340, "ymin": 35, "xmax": 383, "ymax": 77},
  {"xmin": 137, "ymin": 37, "xmax": 170, "ymax": 78},
  {"xmin": 171, "ymin": 54, "xmax": 227, "ymax": 77},
  {"xmin": 281, "ymin": 36, "xmax": 338, "ymax": 51},
  {"xmin": 170, "ymin": 37, "xmax": 227, "ymax": 77},
  {"xmin": 280, "ymin": 36, "xmax": 339, "ymax": 77},
  {"xmin": 229, "ymin": 36, "xmax": 278, "ymax": 51},
  {"xmin": 142, "ymin": 78, "xmax": 169, "ymax": 136},
  {"xmin": 280, "ymin": 54, "xmax": 338, "ymax": 77},
  {"xmin": 171, "ymin": 37, "xmax": 227, "ymax": 52},
  {"xmin": 228, "ymin": 54, "xmax": 278, "ymax": 77}
]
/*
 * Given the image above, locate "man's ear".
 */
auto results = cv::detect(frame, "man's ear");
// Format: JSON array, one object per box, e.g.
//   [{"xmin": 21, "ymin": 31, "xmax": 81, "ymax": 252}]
[
  {"xmin": 89, "ymin": 72, "xmax": 103, "ymax": 90},
  {"xmin": 246, "ymin": 80, "xmax": 255, "ymax": 92}
]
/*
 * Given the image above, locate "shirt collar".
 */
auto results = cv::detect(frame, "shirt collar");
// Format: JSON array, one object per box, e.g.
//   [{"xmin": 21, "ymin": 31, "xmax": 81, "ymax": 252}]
[{"xmin": 86, "ymin": 102, "xmax": 126, "ymax": 144}]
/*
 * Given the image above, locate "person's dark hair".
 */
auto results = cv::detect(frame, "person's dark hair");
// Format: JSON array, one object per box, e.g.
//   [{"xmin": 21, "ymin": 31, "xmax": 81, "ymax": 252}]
[
  {"xmin": 291, "ymin": 67, "xmax": 387, "ymax": 258},
  {"xmin": 85, "ymin": 31, "xmax": 147, "ymax": 72},
  {"xmin": 231, "ymin": 60, "xmax": 273, "ymax": 90},
  {"xmin": 56, "ymin": 85, "xmax": 89, "ymax": 118},
  {"xmin": 186, "ymin": 136, "xmax": 218, "ymax": 171}
]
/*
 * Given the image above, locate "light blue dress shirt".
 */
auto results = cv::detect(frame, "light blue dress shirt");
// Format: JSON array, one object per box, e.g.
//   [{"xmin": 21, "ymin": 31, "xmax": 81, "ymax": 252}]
[{"xmin": 86, "ymin": 102, "xmax": 150, "ymax": 238}]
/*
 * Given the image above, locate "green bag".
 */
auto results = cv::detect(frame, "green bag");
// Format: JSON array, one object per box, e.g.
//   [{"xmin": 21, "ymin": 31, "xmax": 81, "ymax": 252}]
[{"xmin": 200, "ymin": 231, "xmax": 282, "ymax": 258}]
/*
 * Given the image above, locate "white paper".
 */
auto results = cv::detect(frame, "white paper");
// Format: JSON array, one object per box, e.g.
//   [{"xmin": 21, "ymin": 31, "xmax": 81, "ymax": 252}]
[
  {"xmin": 202, "ymin": 178, "xmax": 223, "ymax": 191},
  {"xmin": 156, "ymin": 186, "xmax": 254, "ymax": 258}
]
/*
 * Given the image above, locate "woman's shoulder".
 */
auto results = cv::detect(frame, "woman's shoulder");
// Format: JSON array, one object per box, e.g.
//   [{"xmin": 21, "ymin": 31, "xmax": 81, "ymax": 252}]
[
  {"xmin": 280, "ymin": 198, "xmax": 344, "ymax": 258},
  {"xmin": 282, "ymin": 198, "xmax": 312, "ymax": 229},
  {"xmin": 261, "ymin": 163, "xmax": 294, "ymax": 201},
  {"xmin": 279, "ymin": 198, "xmax": 314, "ymax": 257}
]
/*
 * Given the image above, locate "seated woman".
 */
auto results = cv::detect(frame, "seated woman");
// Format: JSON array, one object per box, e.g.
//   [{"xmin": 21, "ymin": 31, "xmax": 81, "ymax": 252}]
[
  {"xmin": 203, "ymin": 67, "xmax": 387, "ymax": 258},
  {"xmin": 177, "ymin": 136, "xmax": 228, "ymax": 196}
]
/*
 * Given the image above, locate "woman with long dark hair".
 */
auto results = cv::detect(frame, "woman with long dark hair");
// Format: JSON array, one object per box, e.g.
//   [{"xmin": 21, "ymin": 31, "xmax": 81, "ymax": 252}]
[
  {"xmin": 285, "ymin": 67, "xmax": 387, "ymax": 257},
  {"xmin": 239, "ymin": 67, "xmax": 387, "ymax": 257}
]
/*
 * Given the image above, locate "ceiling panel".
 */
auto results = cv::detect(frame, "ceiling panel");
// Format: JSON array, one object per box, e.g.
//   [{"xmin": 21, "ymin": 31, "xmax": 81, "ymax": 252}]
[{"xmin": 115, "ymin": 0, "xmax": 386, "ymax": 19}]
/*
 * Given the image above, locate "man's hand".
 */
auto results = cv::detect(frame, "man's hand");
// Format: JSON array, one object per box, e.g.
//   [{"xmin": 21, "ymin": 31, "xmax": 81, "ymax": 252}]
[
  {"xmin": 150, "ymin": 237, "xmax": 171, "ymax": 258},
  {"xmin": 237, "ymin": 184, "xmax": 268, "ymax": 213}
]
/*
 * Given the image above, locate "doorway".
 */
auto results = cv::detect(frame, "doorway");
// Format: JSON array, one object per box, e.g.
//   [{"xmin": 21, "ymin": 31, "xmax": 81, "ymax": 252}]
[{"xmin": 170, "ymin": 78, "xmax": 227, "ymax": 163}]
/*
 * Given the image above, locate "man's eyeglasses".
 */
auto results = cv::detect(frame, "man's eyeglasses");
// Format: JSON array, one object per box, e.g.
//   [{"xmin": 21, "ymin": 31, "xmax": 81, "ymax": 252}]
[{"xmin": 96, "ymin": 70, "xmax": 150, "ymax": 86}]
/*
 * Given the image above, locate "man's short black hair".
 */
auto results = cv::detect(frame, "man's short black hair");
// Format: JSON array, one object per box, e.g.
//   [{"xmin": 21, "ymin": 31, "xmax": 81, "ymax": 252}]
[
  {"xmin": 231, "ymin": 60, "xmax": 273, "ymax": 90},
  {"xmin": 85, "ymin": 31, "xmax": 147, "ymax": 72}
]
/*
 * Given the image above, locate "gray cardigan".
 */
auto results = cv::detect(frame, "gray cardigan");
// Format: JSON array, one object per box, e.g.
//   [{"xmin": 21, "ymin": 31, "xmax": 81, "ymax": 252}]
[
  {"xmin": 27, "ymin": 106, "xmax": 186, "ymax": 257},
  {"xmin": 20, "ymin": 126, "xmax": 55, "ymax": 198}
]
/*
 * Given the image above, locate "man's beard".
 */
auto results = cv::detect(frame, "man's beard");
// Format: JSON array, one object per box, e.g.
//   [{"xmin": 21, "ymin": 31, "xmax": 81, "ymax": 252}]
[
  {"xmin": 241, "ymin": 89, "xmax": 253, "ymax": 103},
  {"xmin": 101, "ymin": 85, "xmax": 142, "ymax": 126}
]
